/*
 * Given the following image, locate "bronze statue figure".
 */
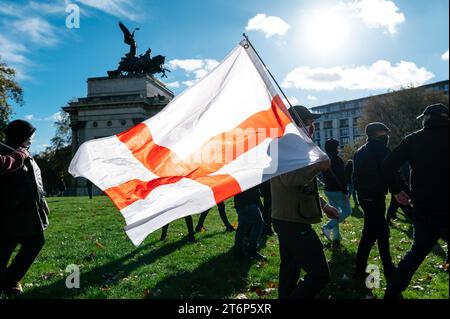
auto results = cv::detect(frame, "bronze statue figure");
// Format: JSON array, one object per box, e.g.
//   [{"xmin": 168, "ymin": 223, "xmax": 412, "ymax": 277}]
[
  {"xmin": 119, "ymin": 21, "xmax": 139, "ymax": 58},
  {"xmin": 108, "ymin": 22, "xmax": 170, "ymax": 78}
]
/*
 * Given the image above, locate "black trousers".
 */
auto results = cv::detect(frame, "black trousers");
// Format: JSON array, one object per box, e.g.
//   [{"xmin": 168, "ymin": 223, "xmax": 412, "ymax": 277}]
[
  {"xmin": 161, "ymin": 216, "xmax": 194, "ymax": 240},
  {"xmin": 273, "ymin": 219, "xmax": 330, "ymax": 299},
  {"xmin": 355, "ymin": 195, "xmax": 394, "ymax": 277},
  {"xmin": 386, "ymin": 194, "xmax": 413, "ymax": 222},
  {"xmin": 385, "ymin": 212, "xmax": 449, "ymax": 298},
  {"xmin": 195, "ymin": 202, "xmax": 233, "ymax": 230},
  {"xmin": 0, "ymin": 232, "xmax": 45, "ymax": 289}
]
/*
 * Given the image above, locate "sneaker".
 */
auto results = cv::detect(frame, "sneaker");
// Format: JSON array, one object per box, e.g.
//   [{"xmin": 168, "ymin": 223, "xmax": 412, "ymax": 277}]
[
  {"xmin": 2, "ymin": 284, "xmax": 23, "ymax": 297},
  {"xmin": 187, "ymin": 235, "xmax": 196, "ymax": 243},
  {"xmin": 249, "ymin": 252, "xmax": 268, "ymax": 262},
  {"xmin": 322, "ymin": 226, "xmax": 332, "ymax": 241}
]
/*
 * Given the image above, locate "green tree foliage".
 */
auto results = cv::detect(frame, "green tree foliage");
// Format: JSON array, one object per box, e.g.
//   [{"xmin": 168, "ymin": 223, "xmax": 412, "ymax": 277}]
[
  {"xmin": 358, "ymin": 86, "xmax": 449, "ymax": 148},
  {"xmin": 35, "ymin": 111, "xmax": 73, "ymax": 195},
  {"xmin": 0, "ymin": 59, "xmax": 23, "ymax": 140},
  {"xmin": 50, "ymin": 111, "xmax": 71, "ymax": 149},
  {"xmin": 34, "ymin": 145, "xmax": 72, "ymax": 196}
]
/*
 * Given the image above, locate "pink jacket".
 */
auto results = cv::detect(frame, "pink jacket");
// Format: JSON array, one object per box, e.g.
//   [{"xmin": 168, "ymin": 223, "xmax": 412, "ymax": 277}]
[{"xmin": 0, "ymin": 149, "xmax": 28, "ymax": 176}]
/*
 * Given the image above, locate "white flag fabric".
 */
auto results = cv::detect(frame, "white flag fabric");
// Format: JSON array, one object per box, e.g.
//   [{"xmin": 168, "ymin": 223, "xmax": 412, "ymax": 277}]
[{"xmin": 69, "ymin": 40, "xmax": 327, "ymax": 246}]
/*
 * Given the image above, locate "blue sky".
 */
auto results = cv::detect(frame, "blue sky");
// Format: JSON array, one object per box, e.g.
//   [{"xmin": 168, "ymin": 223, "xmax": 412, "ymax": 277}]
[{"xmin": 0, "ymin": 0, "xmax": 448, "ymax": 153}]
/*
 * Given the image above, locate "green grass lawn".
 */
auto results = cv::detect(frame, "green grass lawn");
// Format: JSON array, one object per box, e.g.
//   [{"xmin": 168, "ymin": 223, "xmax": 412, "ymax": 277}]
[{"xmin": 4, "ymin": 194, "xmax": 448, "ymax": 299}]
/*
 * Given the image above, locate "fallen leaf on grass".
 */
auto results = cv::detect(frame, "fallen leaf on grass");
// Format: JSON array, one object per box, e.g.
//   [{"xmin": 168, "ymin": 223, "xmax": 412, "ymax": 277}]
[
  {"xmin": 266, "ymin": 282, "xmax": 278, "ymax": 289},
  {"xmin": 40, "ymin": 272, "xmax": 55, "ymax": 281},
  {"xmin": 236, "ymin": 293, "xmax": 248, "ymax": 299},
  {"xmin": 95, "ymin": 241, "xmax": 105, "ymax": 249}
]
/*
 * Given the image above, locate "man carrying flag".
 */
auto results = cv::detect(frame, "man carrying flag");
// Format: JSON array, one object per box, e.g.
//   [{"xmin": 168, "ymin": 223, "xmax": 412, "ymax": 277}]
[
  {"xmin": 69, "ymin": 38, "xmax": 332, "ymax": 249},
  {"xmin": 271, "ymin": 105, "xmax": 339, "ymax": 299}
]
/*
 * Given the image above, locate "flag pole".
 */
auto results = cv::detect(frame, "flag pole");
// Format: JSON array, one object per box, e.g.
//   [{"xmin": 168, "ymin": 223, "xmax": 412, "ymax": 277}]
[
  {"xmin": 242, "ymin": 33, "xmax": 307, "ymax": 131},
  {"xmin": 0, "ymin": 141, "xmax": 16, "ymax": 152}
]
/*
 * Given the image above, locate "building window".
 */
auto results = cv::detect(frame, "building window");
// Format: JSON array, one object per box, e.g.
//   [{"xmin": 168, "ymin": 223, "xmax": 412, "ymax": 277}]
[
  {"xmin": 325, "ymin": 130, "xmax": 333, "ymax": 139},
  {"xmin": 324, "ymin": 121, "xmax": 333, "ymax": 129},
  {"xmin": 314, "ymin": 131, "xmax": 321, "ymax": 139},
  {"xmin": 353, "ymin": 127, "xmax": 362, "ymax": 136},
  {"xmin": 340, "ymin": 128, "xmax": 349, "ymax": 137},
  {"xmin": 353, "ymin": 117, "xmax": 360, "ymax": 126},
  {"xmin": 340, "ymin": 137, "xmax": 350, "ymax": 145},
  {"xmin": 340, "ymin": 119, "xmax": 349, "ymax": 127}
]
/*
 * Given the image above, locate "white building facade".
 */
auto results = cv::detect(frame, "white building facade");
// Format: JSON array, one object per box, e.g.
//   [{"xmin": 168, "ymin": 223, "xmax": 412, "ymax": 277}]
[{"xmin": 310, "ymin": 80, "xmax": 449, "ymax": 149}]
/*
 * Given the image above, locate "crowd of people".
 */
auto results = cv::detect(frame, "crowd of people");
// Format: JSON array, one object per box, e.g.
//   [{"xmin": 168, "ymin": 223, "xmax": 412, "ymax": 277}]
[{"xmin": 0, "ymin": 102, "xmax": 448, "ymax": 299}]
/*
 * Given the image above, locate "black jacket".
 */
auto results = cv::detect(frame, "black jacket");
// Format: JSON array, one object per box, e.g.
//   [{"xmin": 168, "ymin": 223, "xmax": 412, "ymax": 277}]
[
  {"xmin": 382, "ymin": 117, "xmax": 449, "ymax": 215},
  {"xmin": 322, "ymin": 154, "xmax": 348, "ymax": 194},
  {"xmin": 0, "ymin": 146, "xmax": 49, "ymax": 237},
  {"xmin": 353, "ymin": 140, "xmax": 392, "ymax": 197}
]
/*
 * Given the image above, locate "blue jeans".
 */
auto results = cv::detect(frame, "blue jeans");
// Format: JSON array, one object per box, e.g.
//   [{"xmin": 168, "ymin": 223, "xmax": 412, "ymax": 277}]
[
  {"xmin": 323, "ymin": 191, "xmax": 352, "ymax": 240},
  {"xmin": 234, "ymin": 204, "xmax": 263, "ymax": 254}
]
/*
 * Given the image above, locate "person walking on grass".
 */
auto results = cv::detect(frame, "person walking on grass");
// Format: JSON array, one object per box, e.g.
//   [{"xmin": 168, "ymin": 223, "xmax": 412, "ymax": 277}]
[
  {"xmin": 383, "ymin": 103, "xmax": 449, "ymax": 299},
  {"xmin": 345, "ymin": 159, "xmax": 359, "ymax": 207},
  {"xmin": 353, "ymin": 122, "xmax": 397, "ymax": 282},
  {"xmin": 195, "ymin": 202, "xmax": 235, "ymax": 233},
  {"xmin": 321, "ymin": 138, "xmax": 352, "ymax": 250},
  {"xmin": 160, "ymin": 216, "xmax": 196, "ymax": 243},
  {"xmin": 0, "ymin": 120, "xmax": 49, "ymax": 297},
  {"xmin": 233, "ymin": 185, "xmax": 266, "ymax": 261},
  {"xmin": 271, "ymin": 105, "xmax": 339, "ymax": 299}
]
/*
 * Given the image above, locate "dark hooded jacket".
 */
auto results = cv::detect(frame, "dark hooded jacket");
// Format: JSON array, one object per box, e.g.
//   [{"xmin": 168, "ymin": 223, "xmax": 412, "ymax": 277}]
[
  {"xmin": 0, "ymin": 121, "xmax": 49, "ymax": 237},
  {"xmin": 322, "ymin": 139, "xmax": 348, "ymax": 194},
  {"xmin": 353, "ymin": 138, "xmax": 391, "ymax": 197},
  {"xmin": 383, "ymin": 117, "xmax": 449, "ymax": 215}
]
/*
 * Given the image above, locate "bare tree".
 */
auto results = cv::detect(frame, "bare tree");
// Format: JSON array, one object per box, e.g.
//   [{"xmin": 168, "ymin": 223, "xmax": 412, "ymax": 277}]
[{"xmin": 358, "ymin": 86, "xmax": 448, "ymax": 148}]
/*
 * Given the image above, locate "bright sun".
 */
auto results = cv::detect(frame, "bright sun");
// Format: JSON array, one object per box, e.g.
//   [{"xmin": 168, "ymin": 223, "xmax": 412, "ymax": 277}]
[{"xmin": 302, "ymin": 9, "xmax": 350, "ymax": 54}]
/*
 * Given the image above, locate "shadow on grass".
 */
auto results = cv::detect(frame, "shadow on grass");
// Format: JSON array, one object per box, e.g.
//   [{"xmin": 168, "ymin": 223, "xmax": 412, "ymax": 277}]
[
  {"xmin": 19, "ymin": 232, "xmax": 222, "ymax": 299},
  {"xmin": 151, "ymin": 248, "xmax": 253, "ymax": 299},
  {"xmin": 392, "ymin": 222, "xmax": 448, "ymax": 262},
  {"xmin": 321, "ymin": 247, "xmax": 374, "ymax": 299}
]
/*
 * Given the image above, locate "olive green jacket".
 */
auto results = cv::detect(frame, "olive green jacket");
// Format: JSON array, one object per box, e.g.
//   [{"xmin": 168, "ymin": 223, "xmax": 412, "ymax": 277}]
[{"xmin": 271, "ymin": 164, "xmax": 323, "ymax": 225}]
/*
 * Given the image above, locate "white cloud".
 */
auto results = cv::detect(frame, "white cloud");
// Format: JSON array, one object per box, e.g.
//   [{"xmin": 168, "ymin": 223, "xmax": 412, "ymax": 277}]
[
  {"xmin": 182, "ymin": 80, "xmax": 198, "ymax": 87},
  {"xmin": 442, "ymin": 50, "xmax": 449, "ymax": 62},
  {"xmin": 168, "ymin": 59, "xmax": 205, "ymax": 72},
  {"xmin": 0, "ymin": 3, "xmax": 23, "ymax": 18},
  {"xmin": 13, "ymin": 17, "xmax": 58, "ymax": 47},
  {"xmin": 75, "ymin": 0, "xmax": 142, "ymax": 21},
  {"xmin": 0, "ymin": 34, "xmax": 30, "ymax": 80},
  {"xmin": 282, "ymin": 60, "xmax": 434, "ymax": 91},
  {"xmin": 0, "ymin": 34, "xmax": 28, "ymax": 65},
  {"xmin": 307, "ymin": 95, "xmax": 317, "ymax": 101},
  {"xmin": 282, "ymin": 96, "xmax": 299, "ymax": 106},
  {"xmin": 166, "ymin": 81, "xmax": 180, "ymax": 88},
  {"xmin": 343, "ymin": 0, "xmax": 405, "ymax": 35},
  {"xmin": 169, "ymin": 58, "xmax": 219, "ymax": 87},
  {"xmin": 50, "ymin": 111, "xmax": 64, "ymax": 122},
  {"xmin": 246, "ymin": 14, "xmax": 291, "ymax": 38},
  {"xmin": 29, "ymin": 1, "xmax": 69, "ymax": 15},
  {"xmin": 21, "ymin": 112, "xmax": 63, "ymax": 123}
]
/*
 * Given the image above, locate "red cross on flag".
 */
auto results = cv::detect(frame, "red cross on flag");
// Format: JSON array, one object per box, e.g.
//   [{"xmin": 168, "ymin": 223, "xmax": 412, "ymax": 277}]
[{"xmin": 69, "ymin": 40, "xmax": 327, "ymax": 246}]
